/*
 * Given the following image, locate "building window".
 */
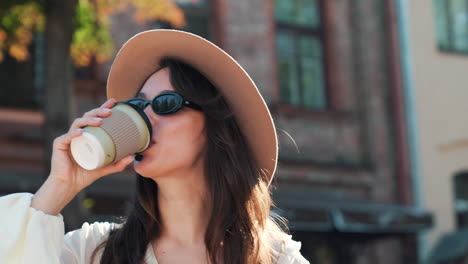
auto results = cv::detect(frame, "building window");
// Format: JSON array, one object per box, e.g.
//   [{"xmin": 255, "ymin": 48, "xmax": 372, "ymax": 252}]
[
  {"xmin": 434, "ymin": 0, "xmax": 468, "ymax": 54},
  {"xmin": 156, "ymin": 0, "xmax": 210, "ymax": 39},
  {"xmin": 0, "ymin": 43, "xmax": 38, "ymax": 109},
  {"xmin": 275, "ymin": 0, "xmax": 326, "ymax": 109},
  {"xmin": 454, "ymin": 172, "xmax": 468, "ymax": 228}
]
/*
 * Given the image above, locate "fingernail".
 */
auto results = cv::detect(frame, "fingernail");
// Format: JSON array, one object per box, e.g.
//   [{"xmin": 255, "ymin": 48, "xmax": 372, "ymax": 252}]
[
  {"xmin": 102, "ymin": 108, "xmax": 112, "ymax": 113},
  {"xmin": 93, "ymin": 117, "xmax": 102, "ymax": 122},
  {"xmin": 74, "ymin": 128, "xmax": 82, "ymax": 134}
]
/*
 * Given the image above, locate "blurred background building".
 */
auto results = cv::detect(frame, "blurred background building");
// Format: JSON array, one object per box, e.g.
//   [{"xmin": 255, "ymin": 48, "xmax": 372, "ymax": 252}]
[
  {"xmin": 406, "ymin": 1, "xmax": 468, "ymax": 264},
  {"xmin": 3, "ymin": 0, "xmax": 468, "ymax": 263}
]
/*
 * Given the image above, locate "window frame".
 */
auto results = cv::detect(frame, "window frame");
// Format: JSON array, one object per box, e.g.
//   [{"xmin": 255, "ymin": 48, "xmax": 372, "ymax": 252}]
[
  {"xmin": 274, "ymin": 0, "xmax": 329, "ymax": 110},
  {"xmin": 435, "ymin": 0, "xmax": 468, "ymax": 55},
  {"xmin": 454, "ymin": 171, "xmax": 468, "ymax": 229}
]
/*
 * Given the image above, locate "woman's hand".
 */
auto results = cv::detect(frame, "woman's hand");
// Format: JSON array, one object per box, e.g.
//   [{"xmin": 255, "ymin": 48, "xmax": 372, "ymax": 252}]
[
  {"xmin": 49, "ymin": 98, "xmax": 134, "ymax": 192},
  {"xmin": 31, "ymin": 99, "xmax": 135, "ymax": 215}
]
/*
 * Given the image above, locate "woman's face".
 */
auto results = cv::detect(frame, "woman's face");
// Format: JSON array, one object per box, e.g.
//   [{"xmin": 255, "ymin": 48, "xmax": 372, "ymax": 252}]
[{"xmin": 133, "ymin": 67, "xmax": 207, "ymax": 179}]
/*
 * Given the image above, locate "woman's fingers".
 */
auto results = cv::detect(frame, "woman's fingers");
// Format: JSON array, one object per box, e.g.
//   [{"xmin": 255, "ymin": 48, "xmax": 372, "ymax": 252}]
[
  {"xmin": 67, "ymin": 99, "xmax": 116, "ymax": 132},
  {"xmin": 83, "ymin": 99, "xmax": 116, "ymax": 118},
  {"xmin": 95, "ymin": 155, "xmax": 134, "ymax": 176},
  {"xmin": 53, "ymin": 128, "xmax": 83, "ymax": 151},
  {"xmin": 69, "ymin": 117, "xmax": 103, "ymax": 132},
  {"xmin": 83, "ymin": 107, "xmax": 112, "ymax": 118},
  {"xmin": 101, "ymin": 98, "xmax": 116, "ymax": 108}
]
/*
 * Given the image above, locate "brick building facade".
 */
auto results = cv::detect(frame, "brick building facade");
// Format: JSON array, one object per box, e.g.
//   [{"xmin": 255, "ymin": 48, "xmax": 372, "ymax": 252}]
[
  {"xmin": 214, "ymin": 1, "xmax": 432, "ymax": 261},
  {"xmin": 0, "ymin": 0, "xmax": 432, "ymax": 263}
]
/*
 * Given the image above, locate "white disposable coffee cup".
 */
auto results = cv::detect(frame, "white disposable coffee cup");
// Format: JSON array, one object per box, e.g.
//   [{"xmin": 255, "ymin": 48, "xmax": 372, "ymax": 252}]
[{"xmin": 70, "ymin": 102, "xmax": 152, "ymax": 170}]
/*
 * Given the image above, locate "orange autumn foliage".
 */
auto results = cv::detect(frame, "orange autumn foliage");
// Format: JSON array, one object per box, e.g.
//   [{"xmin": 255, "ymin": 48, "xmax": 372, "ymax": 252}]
[
  {"xmin": 0, "ymin": 2, "xmax": 44, "ymax": 62},
  {"xmin": 0, "ymin": 0, "xmax": 186, "ymax": 66}
]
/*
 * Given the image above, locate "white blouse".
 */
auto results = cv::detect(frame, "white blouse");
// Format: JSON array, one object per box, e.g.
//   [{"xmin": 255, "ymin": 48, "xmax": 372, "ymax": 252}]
[{"xmin": 0, "ymin": 193, "xmax": 310, "ymax": 264}]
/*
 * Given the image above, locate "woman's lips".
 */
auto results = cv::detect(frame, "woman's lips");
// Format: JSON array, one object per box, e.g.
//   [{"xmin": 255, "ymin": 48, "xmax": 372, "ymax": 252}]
[
  {"xmin": 146, "ymin": 140, "xmax": 156, "ymax": 149},
  {"xmin": 136, "ymin": 141, "xmax": 155, "ymax": 161}
]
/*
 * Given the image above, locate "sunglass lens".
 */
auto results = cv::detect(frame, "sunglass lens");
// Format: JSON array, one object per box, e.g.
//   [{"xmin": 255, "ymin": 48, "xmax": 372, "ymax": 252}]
[
  {"xmin": 152, "ymin": 94, "xmax": 181, "ymax": 114},
  {"xmin": 125, "ymin": 98, "xmax": 146, "ymax": 109}
]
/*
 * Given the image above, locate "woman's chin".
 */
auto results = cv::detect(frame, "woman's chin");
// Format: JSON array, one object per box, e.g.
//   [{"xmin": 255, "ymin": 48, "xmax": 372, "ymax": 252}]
[
  {"xmin": 133, "ymin": 159, "xmax": 160, "ymax": 178},
  {"xmin": 133, "ymin": 158, "xmax": 149, "ymax": 175}
]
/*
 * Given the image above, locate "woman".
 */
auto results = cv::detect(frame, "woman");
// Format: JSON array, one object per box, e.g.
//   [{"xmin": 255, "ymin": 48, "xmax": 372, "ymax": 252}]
[{"xmin": 0, "ymin": 30, "xmax": 308, "ymax": 263}]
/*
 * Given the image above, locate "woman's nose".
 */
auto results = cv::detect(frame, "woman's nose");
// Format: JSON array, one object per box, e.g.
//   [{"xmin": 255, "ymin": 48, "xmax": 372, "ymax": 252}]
[{"xmin": 144, "ymin": 105, "xmax": 158, "ymax": 127}]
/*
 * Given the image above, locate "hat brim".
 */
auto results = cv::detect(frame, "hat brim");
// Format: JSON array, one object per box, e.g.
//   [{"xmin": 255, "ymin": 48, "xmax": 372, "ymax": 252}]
[{"xmin": 106, "ymin": 29, "xmax": 277, "ymax": 184}]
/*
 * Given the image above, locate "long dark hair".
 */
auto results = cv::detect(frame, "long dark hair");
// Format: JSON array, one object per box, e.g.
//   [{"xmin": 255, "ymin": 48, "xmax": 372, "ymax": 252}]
[{"xmin": 92, "ymin": 57, "xmax": 286, "ymax": 264}]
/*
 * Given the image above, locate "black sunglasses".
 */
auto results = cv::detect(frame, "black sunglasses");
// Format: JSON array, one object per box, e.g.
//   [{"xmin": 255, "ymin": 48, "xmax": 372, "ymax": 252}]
[{"xmin": 122, "ymin": 91, "xmax": 202, "ymax": 115}]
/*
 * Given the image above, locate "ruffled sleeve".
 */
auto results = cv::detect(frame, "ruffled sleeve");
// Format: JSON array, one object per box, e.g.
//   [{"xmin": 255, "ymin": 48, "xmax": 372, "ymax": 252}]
[
  {"xmin": 269, "ymin": 231, "xmax": 310, "ymax": 264},
  {"xmin": 61, "ymin": 222, "xmax": 115, "ymax": 264},
  {"xmin": 0, "ymin": 193, "xmax": 114, "ymax": 264}
]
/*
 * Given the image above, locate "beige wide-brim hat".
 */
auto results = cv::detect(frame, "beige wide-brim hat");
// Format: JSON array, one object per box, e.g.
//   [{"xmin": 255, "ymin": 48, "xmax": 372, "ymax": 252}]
[{"xmin": 106, "ymin": 29, "xmax": 277, "ymax": 184}]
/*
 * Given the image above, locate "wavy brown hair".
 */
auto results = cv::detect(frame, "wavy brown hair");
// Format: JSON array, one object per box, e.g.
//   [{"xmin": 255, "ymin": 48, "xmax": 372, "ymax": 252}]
[{"xmin": 91, "ymin": 57, "xmax": 286, "ymax": 264}]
